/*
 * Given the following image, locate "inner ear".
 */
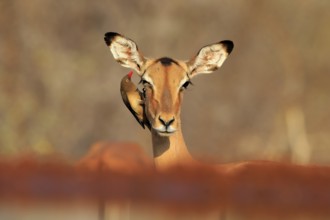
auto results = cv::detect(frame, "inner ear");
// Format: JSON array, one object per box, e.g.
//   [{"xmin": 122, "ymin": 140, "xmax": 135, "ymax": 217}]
[
  {"xmin": 104, "ymin": 32, "xmax": 146, "ymax": 75},
  {"xmin": 187, "ymin": 40, "xmax": 234, "ymax": 77}
]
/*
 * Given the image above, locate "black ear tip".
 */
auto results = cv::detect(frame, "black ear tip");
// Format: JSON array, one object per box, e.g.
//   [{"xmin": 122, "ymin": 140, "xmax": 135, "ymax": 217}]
[
  {"xmin": 104, "ymin": 32, "xmax": 120, "ymax": 46},
  {"xmin": 220, "ymin": 40, "xmax": 234, "ymax": 54}
]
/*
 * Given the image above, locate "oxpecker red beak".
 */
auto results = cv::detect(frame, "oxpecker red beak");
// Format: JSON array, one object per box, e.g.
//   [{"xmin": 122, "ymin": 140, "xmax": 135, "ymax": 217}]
[{"xmin": 128, "ymin": 70, "xmax": 133, "ymax": 79}]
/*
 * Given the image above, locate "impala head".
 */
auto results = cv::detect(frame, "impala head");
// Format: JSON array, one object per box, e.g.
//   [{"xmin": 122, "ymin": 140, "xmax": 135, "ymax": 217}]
[{"xmin": 105, "ymin": 32, "xmax": 233, "ymax": 137}]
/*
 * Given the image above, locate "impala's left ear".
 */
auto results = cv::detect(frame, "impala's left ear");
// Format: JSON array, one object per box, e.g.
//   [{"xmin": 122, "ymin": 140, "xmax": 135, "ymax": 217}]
[{"xmin": 186, "ymin": 40, "xmax": 234, "ymax": 77}]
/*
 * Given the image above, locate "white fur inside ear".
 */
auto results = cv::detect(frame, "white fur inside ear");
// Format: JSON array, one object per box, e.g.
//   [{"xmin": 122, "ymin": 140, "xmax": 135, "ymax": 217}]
[
  {"xmin": 188, "ymin": 42, "xmax": 230, "ymax": 76},
  {"xmin": 109, "ymin": 35, "xmax": 145, "ymax": 73},
  {"xmin": 199, "ymin": 44, "xmax": 227, "ymax": 66}
]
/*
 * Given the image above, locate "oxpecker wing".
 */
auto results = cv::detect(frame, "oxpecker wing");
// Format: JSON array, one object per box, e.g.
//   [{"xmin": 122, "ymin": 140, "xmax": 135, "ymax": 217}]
[{"xmin": 120, "ymin": 71, "xmax": 149, "ymax": 129}]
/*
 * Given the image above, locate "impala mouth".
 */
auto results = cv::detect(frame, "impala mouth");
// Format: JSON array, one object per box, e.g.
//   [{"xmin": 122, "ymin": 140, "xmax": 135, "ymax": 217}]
[
  {"xmin": 154, "ymin": 127, "xmax": 177, "ymax": 136},
  {"xmin": 158, "ymin": 130, "xmax": 176, "ymax": 136}
]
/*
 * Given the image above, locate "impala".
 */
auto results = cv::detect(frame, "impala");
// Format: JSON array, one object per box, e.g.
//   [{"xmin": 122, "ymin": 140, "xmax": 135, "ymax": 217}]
[{"xmin": 104, "ymin": 32, "xmax": 233, "ymax": 169}]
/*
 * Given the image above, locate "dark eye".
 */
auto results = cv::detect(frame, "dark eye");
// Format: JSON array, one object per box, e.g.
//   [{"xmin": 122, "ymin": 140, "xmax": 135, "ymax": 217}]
[
  {"xmin": 142, "ymin": 79, "xmax": 150, "ymax": 85},
  {"xmin": 181, "ymin": 81, "xmax": 191, "ymax": 90},
  {"xmin": 140, "ymin": 79, "xmax": 152, "ymax": 87}
]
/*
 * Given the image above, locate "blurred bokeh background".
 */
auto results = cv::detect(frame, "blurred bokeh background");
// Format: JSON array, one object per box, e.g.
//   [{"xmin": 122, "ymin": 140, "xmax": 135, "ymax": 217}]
[{"xmin": 1, "ymin": 0, "xmax": 329, "ymax": 164}]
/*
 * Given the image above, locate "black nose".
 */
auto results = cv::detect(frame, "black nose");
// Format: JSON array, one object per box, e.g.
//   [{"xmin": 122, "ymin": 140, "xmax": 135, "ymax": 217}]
[{"xmin": 159, "ymin": 116, "xmax": 175, "ymax": 127}]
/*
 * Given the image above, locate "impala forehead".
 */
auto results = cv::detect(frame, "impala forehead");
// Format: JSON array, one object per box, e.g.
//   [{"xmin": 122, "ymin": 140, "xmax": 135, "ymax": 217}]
[{"xmin": 143, "ymin": 58, "xmax": 188, "ymax": 89}]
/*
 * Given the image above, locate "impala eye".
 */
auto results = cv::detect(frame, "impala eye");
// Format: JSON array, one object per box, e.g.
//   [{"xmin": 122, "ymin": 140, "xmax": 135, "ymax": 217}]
[
  {"xmin": 181, "ymin": 81, "xmax": 192, "ymax": 90},
  {"xmin": 142, "ymin": 80, "xmax": 149, "ymax": 85},
  {"xmin": 140, "ymin": 79, "xmax": 151, "ymax": 86}
]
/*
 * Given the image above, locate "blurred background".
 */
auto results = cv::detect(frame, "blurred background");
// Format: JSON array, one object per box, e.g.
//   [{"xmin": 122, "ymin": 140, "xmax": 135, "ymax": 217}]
[{"xmin": 1, "ymin": 0, "xmax": 329, "ymax": 164}]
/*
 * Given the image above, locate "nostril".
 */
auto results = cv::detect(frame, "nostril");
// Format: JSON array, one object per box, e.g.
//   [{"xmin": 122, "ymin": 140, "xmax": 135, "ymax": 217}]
[
  {"xmin": 168, "ymin": 117, "xmax": 175, "ymax": 126},
  {"xmin": 159, "ymin": 116, "xmax": 175, "ymax": 127},
  {"xmin": 159, "ymin": 116, "xmax": 165, "ymax": 126}
]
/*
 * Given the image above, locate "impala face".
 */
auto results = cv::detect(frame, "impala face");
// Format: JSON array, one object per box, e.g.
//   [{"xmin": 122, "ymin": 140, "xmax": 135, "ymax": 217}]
[
  {"xmin": 105, "ymin": 32, "xmax": 233, "ymax": 136},
  {"xmin": 141, "ymin": 58, "xmax": 190, "ymax": 136}
]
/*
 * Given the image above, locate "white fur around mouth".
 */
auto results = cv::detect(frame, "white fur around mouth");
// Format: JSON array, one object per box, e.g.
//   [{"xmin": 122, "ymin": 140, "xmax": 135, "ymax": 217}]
[{"xmin": 154, "ymin": 127, "xmax": 176, "ymax": 136}]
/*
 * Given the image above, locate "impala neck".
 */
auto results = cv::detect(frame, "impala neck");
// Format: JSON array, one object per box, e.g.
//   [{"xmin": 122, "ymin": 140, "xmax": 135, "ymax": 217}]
[{"xmin": 151, "ymin": 125, "xmax": 195, "ymax": 169}]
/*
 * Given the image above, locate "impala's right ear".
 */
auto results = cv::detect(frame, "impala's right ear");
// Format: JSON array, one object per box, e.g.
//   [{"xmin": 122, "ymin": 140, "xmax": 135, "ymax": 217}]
[{"xmin": 104, "ymin": 32, "xmax": 146, "ymax": 75}]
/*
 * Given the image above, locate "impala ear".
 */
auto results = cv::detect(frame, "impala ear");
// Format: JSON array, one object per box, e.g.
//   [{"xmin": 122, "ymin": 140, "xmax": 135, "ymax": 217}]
[
  {"xmin": 186, "ymin": 40, "xmax": 234, "ymax": 77},
  {"xmin": 104, "ymin": 32, "xmax": 146, "ymax": 75}
]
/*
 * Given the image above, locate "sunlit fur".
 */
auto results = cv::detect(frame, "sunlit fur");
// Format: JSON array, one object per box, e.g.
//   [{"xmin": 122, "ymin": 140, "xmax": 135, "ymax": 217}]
[
  {"xmin": 105, "ymin": 32, "xmax": 233, "ymax": 167},
  {"xmin": 142, "ymin": 59, "xmax": 190, "ymax": 136}
]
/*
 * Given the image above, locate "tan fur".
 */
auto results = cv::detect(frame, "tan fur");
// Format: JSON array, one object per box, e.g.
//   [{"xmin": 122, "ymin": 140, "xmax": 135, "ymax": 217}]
[
  {"xmin": 105, "ymin": 32, "xmax": 233, "ymax": 169},
  {"xmin": 142, "ymin": 61, "xmax": 188, "ymax": 134}
]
